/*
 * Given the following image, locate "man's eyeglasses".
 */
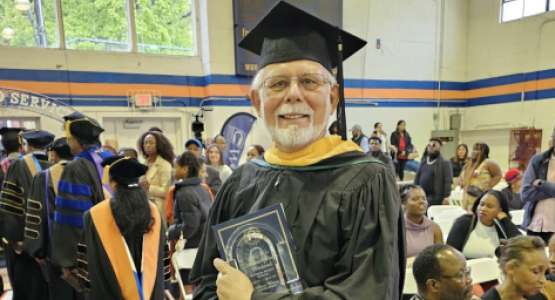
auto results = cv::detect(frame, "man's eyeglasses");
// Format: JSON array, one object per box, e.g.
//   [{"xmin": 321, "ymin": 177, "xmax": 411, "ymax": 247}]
[
  {"xmin": 441, "ymin": 266, "xmax": 471, "ymax": 284},
  {"xmin": 261, "ymin": 74, "xmax": 331, "ymax": 93}
]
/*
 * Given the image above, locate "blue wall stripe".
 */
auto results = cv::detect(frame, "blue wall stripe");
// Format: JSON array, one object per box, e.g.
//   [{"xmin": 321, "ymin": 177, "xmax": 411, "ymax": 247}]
[{"xmin": 467, "ymin": 93, "xmax": 523, "ymax": 106}]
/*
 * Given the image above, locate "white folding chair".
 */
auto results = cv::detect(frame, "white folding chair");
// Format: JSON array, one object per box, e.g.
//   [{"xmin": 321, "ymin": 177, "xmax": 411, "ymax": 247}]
[
  {"xmin": 466, "ymin": 258, "xmax": 501, "ymax": 284},
  {"xmin": 427, "ymin": 205, "xmax": 462, "ymax": 220},
  {"xmin": 511, "ymin": 210, "xmax": 525, "ymax": 226},
  {"xmin": 435, "ymin": 219, "xmax": 455, "ymax": 237},
  {"xmin": 403, "ymin": 268, "xmax": 418, "ymax": 295},
  {"xmin": 434, "ymin": 209, "xmax": 467, "ymax": 222},
  {"xmin": 450, "ymin": 190, "xmax": 464, "ymax": 206},
  {"xmin": 172, "ymin": 248, "xmax": 198, "ymax": 300}
]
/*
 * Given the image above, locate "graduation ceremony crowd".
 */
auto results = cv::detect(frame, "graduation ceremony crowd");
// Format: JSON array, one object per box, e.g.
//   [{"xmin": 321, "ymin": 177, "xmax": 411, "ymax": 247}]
[{"xmin": 1, "ymin": 1, "xmax": 555, "ymax": 300}]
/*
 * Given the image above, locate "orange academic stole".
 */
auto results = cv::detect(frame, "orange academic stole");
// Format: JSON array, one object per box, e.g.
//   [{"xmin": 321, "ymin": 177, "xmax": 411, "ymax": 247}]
[{"xmin": 90, "ymin": 200, "xmax": 161, "ymax": 300}]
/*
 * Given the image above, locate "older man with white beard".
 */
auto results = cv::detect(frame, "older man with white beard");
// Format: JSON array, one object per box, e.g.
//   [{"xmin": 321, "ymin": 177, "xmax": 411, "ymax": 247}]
[{"xmin": 190, "ymin": 2, "xmax": 405, "ymax": 300}]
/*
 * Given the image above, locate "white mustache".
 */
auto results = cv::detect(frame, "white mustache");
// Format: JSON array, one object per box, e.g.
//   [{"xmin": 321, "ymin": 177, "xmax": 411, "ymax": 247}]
[{"xmin": 274, "ymin": 104, "xmax": 314, "ymax": 118}]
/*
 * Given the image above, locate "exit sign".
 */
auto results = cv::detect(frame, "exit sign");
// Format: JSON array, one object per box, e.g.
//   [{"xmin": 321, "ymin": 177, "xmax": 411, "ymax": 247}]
[{"xmin": 135, "ymin": 94, "xmax": 151, "ymax": 106}]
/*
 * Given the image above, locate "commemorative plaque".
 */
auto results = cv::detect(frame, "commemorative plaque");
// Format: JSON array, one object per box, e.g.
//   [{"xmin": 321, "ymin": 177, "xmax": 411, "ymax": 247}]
[{"xmin": 212, "ymin": 204, "xmax": 303, "ymax": 294}]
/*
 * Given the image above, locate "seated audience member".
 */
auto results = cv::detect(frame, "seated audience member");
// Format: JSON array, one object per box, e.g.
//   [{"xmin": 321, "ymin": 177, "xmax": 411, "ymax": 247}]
[
  {"xmin": 447, "ymin": 191, "xmax": 521, "ymax": 259},
  {"xmin": 169, "ymin": 151, "xmax": 213, "ymax": 295},
  {"xmin": 451, "ymin": 144, "xmax": 469, "ymax": 189},
  {"xmin": 480, "ymin": 236, "xmax": 548, "ymax": 300},
  {"xmin": 501, "ymin": 169, "xmax": 524, "ymax": 211},
  {"xmin": 368, "ymin": 136, "xmax": 395, "ymax": 174},
  {"xmin": 411, "ymin": 244, "xmax": 475, "ymax": 300},
  {"xmin": 246, "ymin": 144, "xmax": 265, "ymax": 162},
  {"xmin": 521, "ymin": 142, "xmax": 555, "ymax": 244},
  {"xmin": 185, "ymin": 138, "xmax": 222, "ymax": 197},
  {"xmin": 414, "ymin": 138, "xmax": 453, "ymax": 206},
  {"xmin": 205, "ymin": 144, "xmax": 233, "ymax": 183},
  {"xmin": 117, "ymin": 147, "xmax": 138, "ymax": 159},
  {"xmin": 401, "ymin": 185, "xmax": 443, "ymax": 262},
  {"xmin": 544, "ymin": 234, "xmax": 555, "ymax": 299}
]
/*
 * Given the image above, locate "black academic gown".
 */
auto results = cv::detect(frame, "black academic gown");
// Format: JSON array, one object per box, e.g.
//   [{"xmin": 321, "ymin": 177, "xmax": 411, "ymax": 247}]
[
  {"xmin": 0, "ymin": 153, "xmax": 52, "ymax": 300},
  {"xmin": 78, "ymin": 205, "xmax": 170, "ymax": 300},
  {"xmin": 52, "ymin": 157, "xmax": 107, "ymax": 269},
  {"xmin": 191, "ymin": 151, "xmax": 406, "ymax": 300},
  {"xmin": 23, "ymin": 163, "xmax": 83, "ymax": 300}
]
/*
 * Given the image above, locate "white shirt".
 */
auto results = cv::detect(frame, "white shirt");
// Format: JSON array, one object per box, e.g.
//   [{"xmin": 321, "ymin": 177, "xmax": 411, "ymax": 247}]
[
  {"xmin": 379, "ymin": 133, "xmax": 388, "ymax": 153},
  {"xmin": 217, "ymin": 164, "xmax": 233, "ymax": 183},
  {"xmin": 462, "ymin": 220, "xmax": 500, "ymax": 259}
]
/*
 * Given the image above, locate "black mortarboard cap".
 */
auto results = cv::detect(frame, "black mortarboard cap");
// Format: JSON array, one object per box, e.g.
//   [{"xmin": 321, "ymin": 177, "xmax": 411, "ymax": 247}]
[
  {"xmin": 238, "ymin": 1, "xmax": 367, "ymax": 140},
  {"xmin": 20, "ymin": 130, "xmax": 55, "ymax": 149},
  {"xmin": 0, "ymin": 127, "xmax": 23, "ymax": 144},
  {"xmin": 50, "ymin": 137, "xmax": 73, "ymax": 159},
  {"xmin": 101, "ymin": 156, "xmax": 148, "ymax": 184},
  {"xmin": 64, "ymin": 112, "xmax": 104, "ymax": 139}
]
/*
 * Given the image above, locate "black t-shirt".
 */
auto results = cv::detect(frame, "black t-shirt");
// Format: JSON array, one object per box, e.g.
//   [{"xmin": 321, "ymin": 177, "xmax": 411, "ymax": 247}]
[{"xmin": 480, "ymin": 287, "xmax": 547, "ymax": 300}]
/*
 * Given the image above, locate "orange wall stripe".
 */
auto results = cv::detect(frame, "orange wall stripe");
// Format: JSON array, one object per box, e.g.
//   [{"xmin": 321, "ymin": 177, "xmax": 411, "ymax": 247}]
[{"xmin": 4, "ymin": 78, "xmax": 555, "ymax": 100}]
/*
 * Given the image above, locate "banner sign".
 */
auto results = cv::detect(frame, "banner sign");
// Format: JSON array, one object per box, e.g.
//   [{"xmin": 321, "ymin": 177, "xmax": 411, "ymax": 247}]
[
  {"xmin": 0, "ymin": 87, "xmax": 76, "ymax": 122},
  {"xmin": 220, "ymin": 112, "xmax": 257, "ymax": 167},
  {"xmin": 233, "ymin": 0, "xmax": 343, "ymax": 76}
]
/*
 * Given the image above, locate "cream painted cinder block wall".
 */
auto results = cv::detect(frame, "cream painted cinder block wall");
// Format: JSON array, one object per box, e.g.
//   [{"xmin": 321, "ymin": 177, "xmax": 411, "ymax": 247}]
[
  {"xmin": 0, "ymin": 0, "xmax": 469, "ymax": 156},
  {"xmin": 462, "ymin": 0, "xmax": 555, "ymax": 171}
]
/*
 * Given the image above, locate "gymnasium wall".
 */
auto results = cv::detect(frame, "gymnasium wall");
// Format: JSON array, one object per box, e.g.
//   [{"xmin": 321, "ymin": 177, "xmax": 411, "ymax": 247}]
[
  {"xmin": 461, "ymin": 0, "xmax": 555, "ymax": 171},
  {"xmin": 0, "ymin": 0, "xmax": 470, "ymax": 156}
]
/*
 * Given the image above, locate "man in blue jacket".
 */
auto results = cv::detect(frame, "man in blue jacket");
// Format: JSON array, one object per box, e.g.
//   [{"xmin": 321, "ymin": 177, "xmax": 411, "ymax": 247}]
[{"xmin": 521, "ymin": 142, "xmax": 555, "ymax": 244}]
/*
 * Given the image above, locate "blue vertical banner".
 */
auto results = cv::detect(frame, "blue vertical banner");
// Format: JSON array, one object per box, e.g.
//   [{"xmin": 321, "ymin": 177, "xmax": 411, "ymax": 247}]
[{"xmin": 220, "ymin": 113, "xmax": 257, "ymax": 167}]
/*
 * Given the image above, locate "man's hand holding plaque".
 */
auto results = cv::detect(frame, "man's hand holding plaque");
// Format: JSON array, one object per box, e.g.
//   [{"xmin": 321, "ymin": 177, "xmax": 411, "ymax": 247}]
[
  {"xmin": 212, "ymin": 204, "xmax": 304, "ymax": 294},
  {"xmin": 214, "ymin": 258, "xmax": 254, "ymax": 300}
]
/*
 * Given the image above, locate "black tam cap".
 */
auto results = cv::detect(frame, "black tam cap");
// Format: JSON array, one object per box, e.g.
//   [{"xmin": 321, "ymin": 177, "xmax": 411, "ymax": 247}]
[
  {"xmin": 64, "ymin": 112, "xmax": 104, "ymax": 139},
  {"xmin": 50, "ymin": 137, "xmax": 73, "ymax": 159},
  {"xmin": 101, "ymin": 156, "xmax": 148, "ymax": 184},
  {"xmin": 20, "ymin": 130, "xmax": 55, "ymax": 149},
  {"xmin": 0, "ymin": 127, "xmax": 23, "ymax": 144},
  {"xmin": 238, "ymin": 1, "xmax": 367, "ymax": 140}
]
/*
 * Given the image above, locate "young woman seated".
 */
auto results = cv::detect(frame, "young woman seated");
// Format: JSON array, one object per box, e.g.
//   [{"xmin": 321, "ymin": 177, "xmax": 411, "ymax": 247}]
[
  {"xmin": 401, "ymin": 184, "xmax": 443, "ymax": 267},
  {"xmin": 447, "ymin": 190, "xmax": 521, "ymax": 259}
]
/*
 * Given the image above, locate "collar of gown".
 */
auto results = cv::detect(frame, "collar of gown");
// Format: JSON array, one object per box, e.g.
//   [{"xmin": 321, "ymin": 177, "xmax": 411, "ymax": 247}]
[{"xmin": 263, "ymin": 135, "xmax": 363, "ymax": 167}]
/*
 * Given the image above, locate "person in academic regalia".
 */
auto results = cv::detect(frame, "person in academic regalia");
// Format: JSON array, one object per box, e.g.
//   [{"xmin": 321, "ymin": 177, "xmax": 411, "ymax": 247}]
[
  {"xmin": 51, "ymin": 112, "xmax": 114, "ymax": 278},
  {"xmin": 78, "ymin": 156, "xmax": 170, "ymax": 300},
  {"xmin": 0, "ymin": 127, "xmax": 24, "ymax": 295},
  {"xmin": 0, "ymin": 129, "xmax": 55, "ymax": 300},
  {"xmin": 0, "ymin": 127, "xmax": 25, "ymax": 186},
  {"xmin": 23, "ymin": 137, "xmax": 83, "ymax": 300},
  {"xmin": 190, "ymin": 2, "xmax": 405, "ymax": 300}
]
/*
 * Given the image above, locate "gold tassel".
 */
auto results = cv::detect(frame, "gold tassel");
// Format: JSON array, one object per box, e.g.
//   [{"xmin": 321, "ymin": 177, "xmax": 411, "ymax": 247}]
[
  {"xmin": 65, "ymin": 120, "xmax": 72, "ymax": 138},
  {"xmin": 102, "ymin": 165, "xmax": 110, "ymax": 184},
  {"xmin": 102, "ymin": 157, "xmax": 129, "ymax": 184},
  {"xmin": 18, "ymin": 131, "xmax": 23, "ymax": 144}
]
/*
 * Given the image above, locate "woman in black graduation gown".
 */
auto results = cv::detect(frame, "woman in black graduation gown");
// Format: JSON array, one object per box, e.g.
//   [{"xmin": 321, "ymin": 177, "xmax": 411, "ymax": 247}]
[{"xmin": 78, "ymin": 156, "xmax": 170, "ymax": 300}]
